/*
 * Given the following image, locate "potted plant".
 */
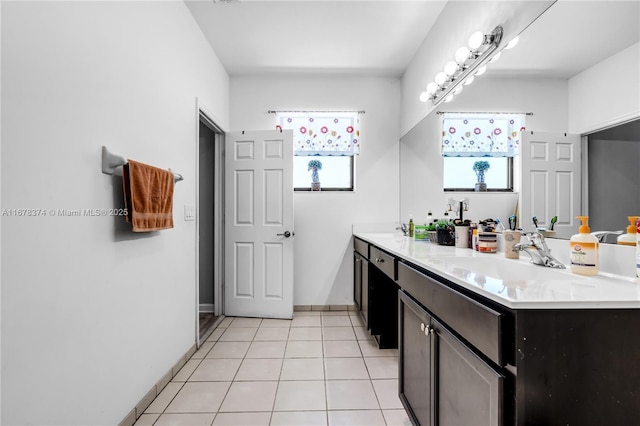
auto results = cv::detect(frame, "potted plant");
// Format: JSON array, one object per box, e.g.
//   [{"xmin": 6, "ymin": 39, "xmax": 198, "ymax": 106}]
[
  {"xmin": 473, "ymin": 160, "xmax": 490, "ymax": 191},
  {"xmin": 435, "ymin": 219, "xmax": 455, "ymax": 246},
  {"xmin": 308, "ymin": 159, "xmax": 322, "ymax": 191},
  {"xmin": 425, "ymin": 223, "xmax": 438, "ymax": 243}
]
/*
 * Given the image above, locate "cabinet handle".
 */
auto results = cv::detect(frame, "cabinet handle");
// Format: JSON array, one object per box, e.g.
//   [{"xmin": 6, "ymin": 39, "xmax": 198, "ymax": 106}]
[
  {"xmin": 376, "ymin": 258, "xmax": 384, "ymax": 263},
  {"xmin": 420, "ymin": 323, "xmax": 426, "ymax": 332},
  {"xmin": 424, "ymin": 325, "xmax": 434, "ymax": 336}
]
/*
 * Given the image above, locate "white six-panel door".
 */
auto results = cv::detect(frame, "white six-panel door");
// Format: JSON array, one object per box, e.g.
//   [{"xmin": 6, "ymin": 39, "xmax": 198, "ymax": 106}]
[
  {"xmin": 224, "ymin": 130, "xmax": 294, "ymax": 319},
  {"xmin": 520, "ymin": 131, "xmax": 581, "ymax": 239}
]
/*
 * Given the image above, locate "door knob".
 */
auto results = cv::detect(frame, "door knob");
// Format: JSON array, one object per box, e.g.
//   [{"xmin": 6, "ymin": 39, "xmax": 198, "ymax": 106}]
[{"xmin": 277, "ymin": 231, "xmax": 293, "ymax": 238}]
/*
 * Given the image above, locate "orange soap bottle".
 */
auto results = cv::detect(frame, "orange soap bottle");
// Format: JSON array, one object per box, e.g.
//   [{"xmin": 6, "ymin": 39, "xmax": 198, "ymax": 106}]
[{"xmin": 570, "ymin": 216, "xmax": 599, "ymax": 276}]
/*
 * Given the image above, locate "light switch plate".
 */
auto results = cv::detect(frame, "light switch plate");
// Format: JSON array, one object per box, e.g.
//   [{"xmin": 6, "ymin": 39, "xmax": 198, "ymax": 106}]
[{"xmin": 184, "ymin": 205, "xmax": 195, "ymax": 221}]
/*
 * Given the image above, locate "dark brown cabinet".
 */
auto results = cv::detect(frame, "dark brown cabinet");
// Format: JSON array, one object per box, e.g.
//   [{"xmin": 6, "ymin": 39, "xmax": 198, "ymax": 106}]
[
  {"xmin": 353, "ymin": 238, "xmax": 369, "ymax": 325},
  {"xmin": 399, "ymin": 290, "xmax": 505, "ymax": 426},
  {"xmin": 399, "ymin": 290, "xmax": 433, "ymax": 425},
  {"xmin": 357, "ymin": 236, "xmax": 640, "ymax": 425},
  {"xmin": 353, "ymin": 237, "xmax": 398, "ymax": 348}
]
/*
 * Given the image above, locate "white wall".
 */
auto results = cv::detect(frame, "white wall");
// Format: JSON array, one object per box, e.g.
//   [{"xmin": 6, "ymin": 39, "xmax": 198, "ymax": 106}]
[
  {"xmin": 400, "ymin": 75, "xmax": 568, "ymax": 224},
  {"xmin": 1, "ymin": 2, "xmax": 229, "ymax": 425},
  {"xmin": 569, "ymin": 42, "xmax": 640, "ymax": 134},
  {"xmin": 400, "ymin": 0, "xmax": 555, "ymax": 137},
  {"xmin": 230, "ymin": 76, "xmax": 400, "ymax": 306}
]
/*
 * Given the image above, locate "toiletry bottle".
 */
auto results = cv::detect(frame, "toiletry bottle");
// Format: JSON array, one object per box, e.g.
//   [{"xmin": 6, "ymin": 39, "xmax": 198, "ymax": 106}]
[
  {"xmin": 408, "ymin": 215, "xmax": 414, "ymax": 238},
  {"xmin": 636, "ymin": 218, "xmax": 640, "ymax": 281},
  {"xmin": 617, "ymin": 216, "xmax": 640, "ymax": 246},
  {"xmin": 472, "ymin": 228, "xmax": 479, "ymax": 251},
  {"xmin": 570, "ymin": 216, "xmax": 599, "ymax": 276}
]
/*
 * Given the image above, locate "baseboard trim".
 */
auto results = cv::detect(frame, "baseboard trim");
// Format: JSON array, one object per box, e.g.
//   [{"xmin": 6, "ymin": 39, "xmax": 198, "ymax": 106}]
[
  {"xmin": 199, "ymin": 303, "xmax": 215, "ymax": 313},
  {"xmin": 118, "ymin": 341, "xmax": 199, "ymax": 426},
  {"xmin": 294, "ymin": 304, "xmax": 356, "ymax": 312}
]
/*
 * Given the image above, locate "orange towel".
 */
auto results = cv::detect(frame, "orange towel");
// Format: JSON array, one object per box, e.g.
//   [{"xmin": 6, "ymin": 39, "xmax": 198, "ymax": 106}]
[{"xmin": 122, "ymin": 159, "xmax": 174, "ymax": 232}]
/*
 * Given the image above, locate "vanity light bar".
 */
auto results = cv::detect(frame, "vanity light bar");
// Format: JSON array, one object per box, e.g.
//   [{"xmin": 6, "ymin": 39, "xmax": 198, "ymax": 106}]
[{"xmin": 422, "ymin": 26, "xmax": 504, "ymax": 107}]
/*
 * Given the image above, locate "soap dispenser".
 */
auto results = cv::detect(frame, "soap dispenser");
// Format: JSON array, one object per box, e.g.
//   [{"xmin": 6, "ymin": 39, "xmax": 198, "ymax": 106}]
[
  {"xmin": 570, "ymin": 216, "xmax": 599, "ymax": 276},
  {"xmin": 617, "ymin": 216, "xmax": 640, "ymax": 246}
]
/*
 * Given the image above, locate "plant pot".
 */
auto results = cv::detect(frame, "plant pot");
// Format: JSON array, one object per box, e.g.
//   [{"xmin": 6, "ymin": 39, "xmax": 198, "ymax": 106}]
[
  {"xmin": 475, "ymin": 182, "xmax": 487, "ymax": 192},
  {"xmin": 311, "ymin": 182, "xmax": 321, "ymax": 191},
  {"xmin": 436, "ymin": 225, "xmax": 455, "ymax": 246}
]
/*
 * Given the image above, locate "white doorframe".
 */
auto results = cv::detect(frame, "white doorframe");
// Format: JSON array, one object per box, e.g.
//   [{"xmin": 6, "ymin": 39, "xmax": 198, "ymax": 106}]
[{"xmin": 195, "ymin": 98, "xmax": 226, "ymax": 346}]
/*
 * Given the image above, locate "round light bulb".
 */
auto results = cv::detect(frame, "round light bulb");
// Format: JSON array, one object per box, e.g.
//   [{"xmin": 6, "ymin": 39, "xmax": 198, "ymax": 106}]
[
  {"xmin": 426, "ymin": 82, "xmax": 439, "ymax": 95},
  {"xmin": 419, "ymin": 91, "xmax": 430, "ymax": 103},
  {"xmin": 468, "ymin": 31, "xmax": 485, "ymax": 50},
  {"xmin": 455, "ymin": 46, "xmax": 470, "ymax": 64},
  {"xmin": 444, "ymin": 61, "xmax": 458, "ymax": 77},
  {"xmin": 434, "ymin": 71, "xmax": 448, "ymax": 86},
  {"xmin": 463, "ymin": 75, "xmax": 474, "ymax": 86},
  {"xmin": 475, "ymin": 65, "xmax": 487, "ymax": 76},
  {"xmin": 454, "ymin": 86, "xmax": 464, "ymax": 95},
  {"xmin": 444, "ymin": 94, "xmax": 454, "ymax": 103},
  {"xmin": 489, "ymin": 51, "xmax": 501, "ymax": 64},
  {"xmin": 505, "ymin": 36, "xmax": 519, "ymax": 50}
]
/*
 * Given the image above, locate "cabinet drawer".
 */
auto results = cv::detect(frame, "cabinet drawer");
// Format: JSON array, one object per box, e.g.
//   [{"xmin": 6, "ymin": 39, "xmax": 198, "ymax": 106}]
[
  {"xmin": 370, "ymin": 246, "xmax": 396, "ymax": 280},
  {"xmin": 354, "ymin": 237, "xmax": 369, "ymax": 258},
  {"xmin": 397, "ymin": 261, "xmax": 504, "ymax": 366}
]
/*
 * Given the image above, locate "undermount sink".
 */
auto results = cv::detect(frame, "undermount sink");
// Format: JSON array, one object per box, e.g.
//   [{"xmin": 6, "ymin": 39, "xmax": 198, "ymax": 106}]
[{"xmin": 431, "ymin": 255, "xmax": 580, "ymax": 282}]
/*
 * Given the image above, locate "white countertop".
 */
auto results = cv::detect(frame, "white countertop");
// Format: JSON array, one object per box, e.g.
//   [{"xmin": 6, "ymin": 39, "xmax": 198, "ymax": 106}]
[{"xmin": 354, "ymin": 232, "xmax": 640, "ymax": 310}]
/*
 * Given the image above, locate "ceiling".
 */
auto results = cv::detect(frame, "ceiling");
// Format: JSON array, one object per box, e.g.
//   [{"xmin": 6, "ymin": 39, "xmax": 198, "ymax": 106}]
[
  {"xmin": 185, "ymin": 0, "xmax": 446, "ymax": 76},
  {"xmin": 491, "ymin": 0, "xmax": 640, "ymax": 78},
  {"xmin": 186, "ymin": 0, "xmax": 640, "ymax": 79}
]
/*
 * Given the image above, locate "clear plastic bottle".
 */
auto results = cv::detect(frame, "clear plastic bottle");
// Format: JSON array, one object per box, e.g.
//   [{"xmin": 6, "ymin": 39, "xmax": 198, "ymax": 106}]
[{"xmin": 570, "ymin": 216, "xmax": 599, "ymax": 276}]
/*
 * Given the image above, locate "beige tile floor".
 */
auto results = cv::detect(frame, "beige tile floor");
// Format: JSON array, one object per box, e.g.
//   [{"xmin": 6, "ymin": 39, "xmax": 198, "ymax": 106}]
[{"xmin": 135, "ymin": 311, "xmax": 411, "ymax": 426}]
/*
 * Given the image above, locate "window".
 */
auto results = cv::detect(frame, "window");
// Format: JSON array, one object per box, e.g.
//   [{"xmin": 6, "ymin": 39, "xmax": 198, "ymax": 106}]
[
  {"xmin": 443, "ymin": 157, "xmax": 513, "ymax": 191},
  {"xmin": 276, "ymin": 111, "xmax": 360, "ymax": 191},
  {"xmin": 293, "ymin": 156, "xmax": 353, "ymax": 190},
  {"xmin": 441, "ymin": 113, "xmax": 525, "ymax": 192}
]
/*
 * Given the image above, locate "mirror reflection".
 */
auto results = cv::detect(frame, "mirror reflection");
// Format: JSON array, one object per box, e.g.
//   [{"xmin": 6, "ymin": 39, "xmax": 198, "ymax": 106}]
[
  {"xmin": 400, "ymin": 1, "xmax": 640, "ymax": 243},
  {"xmin": 588, "ymin": 119, "xmax": 640, "ymax": 242}
]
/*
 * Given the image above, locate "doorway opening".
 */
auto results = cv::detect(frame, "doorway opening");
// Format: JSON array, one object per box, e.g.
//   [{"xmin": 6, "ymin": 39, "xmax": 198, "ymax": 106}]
[{"xmin": 197, "ymin": 107, "xmax": 224, "ymax": 343}]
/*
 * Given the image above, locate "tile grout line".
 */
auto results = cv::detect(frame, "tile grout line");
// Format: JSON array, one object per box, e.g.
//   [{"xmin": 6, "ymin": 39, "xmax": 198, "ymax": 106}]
[{"xmin": 137, "ymin": 312, "xmax": 403, "ymax": 425}]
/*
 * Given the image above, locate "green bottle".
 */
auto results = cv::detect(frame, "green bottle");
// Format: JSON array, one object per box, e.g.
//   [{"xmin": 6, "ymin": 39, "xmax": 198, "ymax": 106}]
[{"xmin": 409, "ymin": 215, "xmax": 415, "ymax": 237}]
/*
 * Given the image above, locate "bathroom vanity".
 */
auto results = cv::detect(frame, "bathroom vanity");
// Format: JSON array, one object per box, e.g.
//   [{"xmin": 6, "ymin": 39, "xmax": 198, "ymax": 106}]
[{"xmin": 353, "ymin": 233, "xmax": 640, "ymax": 426}]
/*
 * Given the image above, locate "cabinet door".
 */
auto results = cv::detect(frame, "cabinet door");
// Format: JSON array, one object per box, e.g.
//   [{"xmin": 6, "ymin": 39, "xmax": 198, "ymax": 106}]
[
  {"xmin": 399, "ymin": 290, "xmax": 433, "ymax": 426},
  {"xmin": 354, "ymin": 253, "xmax": 362, "ymax": 311},
  {"xmin": 434, "ymin": 318, "xmax": 504, "ymax": 426}
]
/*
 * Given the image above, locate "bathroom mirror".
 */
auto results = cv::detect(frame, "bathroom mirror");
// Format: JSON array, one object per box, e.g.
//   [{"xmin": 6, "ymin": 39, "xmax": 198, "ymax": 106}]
[
  {"xmin": 400, "ymin": 1, "xmax": 640, "ymax": 243},
  {"xmin": 587, "ymin": 119, "xmax": 640, "ymax": 241}
]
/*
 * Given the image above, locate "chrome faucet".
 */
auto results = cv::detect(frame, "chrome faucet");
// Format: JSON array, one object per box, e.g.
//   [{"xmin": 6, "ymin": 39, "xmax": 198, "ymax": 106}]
[
  {"xmin": 591, "ymin": 230, "xmax": 623, "ymax": 243},
  {"xmin": 396, "ymin": 223, "xmax": 409, "ymax": 236},
  {"xmin": 513, "ymin": 231, "xmax": 566, "ymax": 269}
]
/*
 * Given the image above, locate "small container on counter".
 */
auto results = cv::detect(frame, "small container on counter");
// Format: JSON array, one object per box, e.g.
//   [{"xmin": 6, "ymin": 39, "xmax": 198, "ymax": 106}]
[
  {"xmin": 414, "ymin": 226, "xmax": 429, "ymax": 241},
  {"xmin": 503, "ymin": 230, "xmax": 521, "ymax": 259},
  {"xmin": 478, "ymin": 232, "xmax": 498, "ymax": 253},
  {"xmin": 455, "ymin": 225, "xmax": 469, "ymax": 248}
]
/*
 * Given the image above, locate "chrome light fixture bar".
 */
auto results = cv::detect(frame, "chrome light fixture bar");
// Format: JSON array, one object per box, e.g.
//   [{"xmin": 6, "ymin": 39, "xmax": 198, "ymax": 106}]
[{"xmin": 425, "ymin": 26, "xmax": 504, "ymax": 106}]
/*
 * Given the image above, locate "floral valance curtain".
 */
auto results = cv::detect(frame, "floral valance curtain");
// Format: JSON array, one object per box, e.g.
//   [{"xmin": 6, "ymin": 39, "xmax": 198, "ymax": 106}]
[
  {"xmin": 441, "ymin": 113, "xmax": 526, "ymax": 157},
  {"xmin": 276, "ymin": 112, "xmax": 360, "ymax": 156}
]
